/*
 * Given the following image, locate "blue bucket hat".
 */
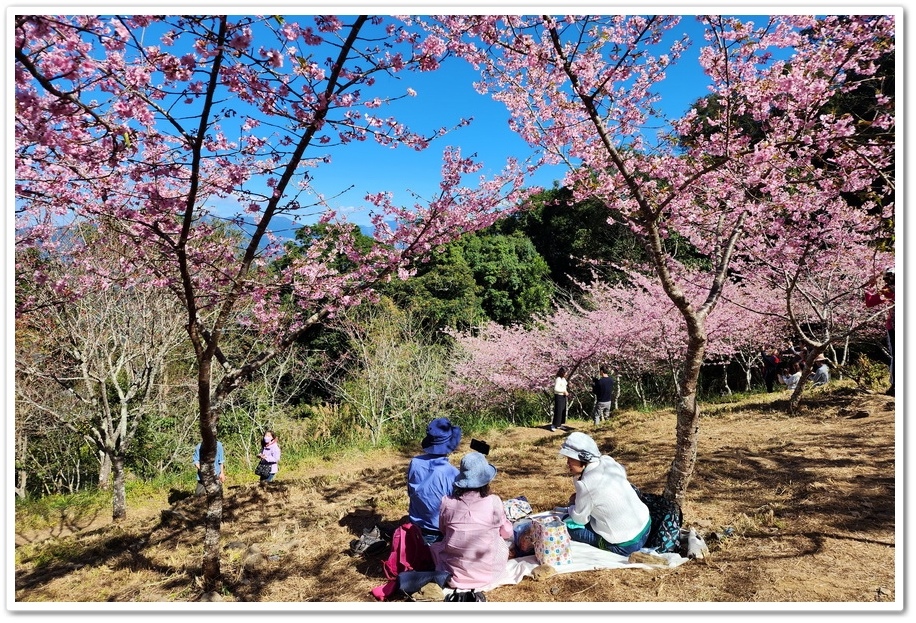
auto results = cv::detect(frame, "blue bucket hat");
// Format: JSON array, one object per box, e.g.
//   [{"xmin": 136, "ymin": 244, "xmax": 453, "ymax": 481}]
[
  {"xmin": 454, "ymin": 451, "xmax": 497, "ymax": 489},
  {"xmin": 421, "ymin": 418, "xmax": 462, "ymax": 455}
]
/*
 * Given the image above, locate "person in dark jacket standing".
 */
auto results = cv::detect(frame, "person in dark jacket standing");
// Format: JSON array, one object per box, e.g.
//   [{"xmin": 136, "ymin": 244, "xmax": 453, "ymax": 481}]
[
  {"xmin": 591, "ymin": 364, "xmax": 615, "ymax": 426},
  {"xmin": 761, "ymin": 347, "xmax": 780, "ymax": 393}
]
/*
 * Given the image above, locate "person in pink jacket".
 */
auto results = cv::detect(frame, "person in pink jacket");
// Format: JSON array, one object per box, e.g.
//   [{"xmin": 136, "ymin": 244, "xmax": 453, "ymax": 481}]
[
  {"xmin": 430, "ymin": 452, "xmax": 512, "ymax": 590},
  {"xmin": 257, "ymin": 430, "xmax": 281, "ymax": 483}
]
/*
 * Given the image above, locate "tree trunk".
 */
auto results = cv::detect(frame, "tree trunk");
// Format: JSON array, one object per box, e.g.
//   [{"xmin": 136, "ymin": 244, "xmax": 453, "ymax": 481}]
[
  {"xmin": 199, "ymin": 457, "xmax": 224, "ymax": 591},
  {"xmin": 98, "ymin": 451, "xmax": 112, "ymax": 490},
  {"xmin": 787, "ymin": 347, "xmax": 825, "ymax": 414},
  {"xmin": 664, "ymin": 329, "xmax": 707, "ymax": 508},
  {"xmin": 197, "ymin": 356, "xmax": 223, "ymax": 593},
  {"xmin": 15, "ymin": 431, "xmax": 27, "ymax": 498},
  {"xmin": 721, "ymin": 364, "xmax": 732, "ymax": 396},
  {"xmin": 111, "ymin": 454, "xmax": 127, "ymax": 521}
]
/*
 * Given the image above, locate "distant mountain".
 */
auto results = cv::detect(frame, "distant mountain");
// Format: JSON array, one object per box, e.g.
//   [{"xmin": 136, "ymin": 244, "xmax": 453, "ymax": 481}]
[{"xmin": 237, "ymin": 214, "xmax": 375, "ymax": 249}]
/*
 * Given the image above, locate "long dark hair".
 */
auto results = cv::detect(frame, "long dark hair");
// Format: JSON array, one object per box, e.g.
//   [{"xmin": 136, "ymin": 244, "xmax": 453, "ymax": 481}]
[
  {"xmin": 557, "ymin": 366, "xmax": 567, "ymax": 378},
  {"xmin": 454, "ymin": 483, "xmax": 490, "ymax": 499}
]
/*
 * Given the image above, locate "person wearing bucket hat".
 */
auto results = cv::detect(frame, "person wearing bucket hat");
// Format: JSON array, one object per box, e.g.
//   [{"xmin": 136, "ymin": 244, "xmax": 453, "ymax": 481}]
[
  {"xmin": 429, "ymin": 452, "xmax": 513, "ymax": 590},
  {"xmin": 558, "ymin": 432, "xmax": 651, "ymax": 556},
  {"xmin": 407, "ymin": 418, "xmax": 462, "ymax": 544}
]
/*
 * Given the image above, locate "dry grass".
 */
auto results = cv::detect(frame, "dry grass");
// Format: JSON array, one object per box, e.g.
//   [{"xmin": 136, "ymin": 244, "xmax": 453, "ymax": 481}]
[{"xmin": 12, "ymin": 387, "xmax": 898, "ymax": 610}]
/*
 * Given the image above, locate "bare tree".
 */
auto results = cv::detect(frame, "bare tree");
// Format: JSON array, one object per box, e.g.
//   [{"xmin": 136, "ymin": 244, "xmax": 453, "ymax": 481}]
[{"xmin": 16, "ymin": 275, "xmax": 187, "ymax": 520}]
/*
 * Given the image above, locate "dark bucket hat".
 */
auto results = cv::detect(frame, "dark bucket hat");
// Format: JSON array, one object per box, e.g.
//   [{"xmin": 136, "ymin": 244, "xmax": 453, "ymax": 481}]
[{"xmin": 421, "ymin": 418, "xmax": 462, "ymax": 455}]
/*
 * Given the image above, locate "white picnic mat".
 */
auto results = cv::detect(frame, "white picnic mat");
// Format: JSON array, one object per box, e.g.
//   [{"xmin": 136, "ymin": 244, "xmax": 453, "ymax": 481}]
[{"xmin": 477, "ymin": 540, "xmax": 689, "ymax": 592}]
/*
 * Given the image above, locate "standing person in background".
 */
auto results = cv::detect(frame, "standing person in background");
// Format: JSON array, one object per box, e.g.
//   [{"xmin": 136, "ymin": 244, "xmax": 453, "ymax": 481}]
[
  {"xmin": 761, "ymin": 347, "xmax": 781, "ymax": 393},
  {"xmin": 591, "ymin": 364, "xmax": 615, "ymax": 426},
  {"xmin": 407, "ymin": 417, "xmax": 462, "ymax": 544},
  {"xmin": 550, "ymin": 366, "xmax": 569, "ymax": 432},
  {"xmin": 257, "ymin": 430, "xmax": 281, "ymax": 484},
  {"xmin": 865, "ymin": 266, "xmax": 895, "ymax": 396},
  {"xmin": 193, "ymin": 439, "xmax": 226, "ymax": 496}
]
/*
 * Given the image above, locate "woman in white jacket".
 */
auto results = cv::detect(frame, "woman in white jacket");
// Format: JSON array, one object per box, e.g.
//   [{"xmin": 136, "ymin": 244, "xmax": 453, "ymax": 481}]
[{"xmin": 559, "ymin": 432, "xmax": 651, "ymax": 556}]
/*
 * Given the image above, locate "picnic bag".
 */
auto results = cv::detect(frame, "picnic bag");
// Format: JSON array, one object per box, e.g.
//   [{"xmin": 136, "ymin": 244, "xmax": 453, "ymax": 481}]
[
  {"xmin": 254, "ymin": 460, "xmax": 272, "ymax": 478},
  {"xmin": 631, "ymin": 485, "xmax": 682, "ymax": 553},
  {"xmin": 532, "ymin": 515, "xmax": 573, "ymax": 566}
]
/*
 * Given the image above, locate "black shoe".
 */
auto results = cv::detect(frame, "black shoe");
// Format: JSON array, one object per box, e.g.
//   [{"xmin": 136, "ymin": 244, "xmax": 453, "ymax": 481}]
[{"xmin": 549, "ymin": 426, "xmax": 557, "ymax": 432}]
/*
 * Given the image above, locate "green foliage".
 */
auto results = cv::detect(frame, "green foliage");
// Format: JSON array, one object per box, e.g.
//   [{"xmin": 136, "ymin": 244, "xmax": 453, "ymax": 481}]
[
  {"xmin": 384, "ymin": 244, "xmax": 486, "ymax": 332},
  {"xmin": 459, "ymin": 231, "xmax": 552, "ymax": 326},
  {"xmin": 839, "ymin": 353, "xmax": 890, "ymax": 392},
  {"xmin": 126, "ymin": 397, "xmax": 197, "ymax": 480},
  {"xmin": 385, "ymin": 230, "xmax": 552, "ymax": 330},
  {"xmin": 18, "ymin": 424, "xmax": 98, "ymax": 497},
  {"xmin": 500, "ymin": 187, "xmax": 710, "ymax": 295},
  {"xmin": 324, "ymin": 300, "xmax": 453, "ymax": 445},
  {"xmin": 15, "ymin": 489, "xmax": 109, "ymax": 533},
  {"xmin": 500, "ymin": 187, "xmax": 634, "ymax": 293},
  {"xmin": 276, "ymin": 221, "xmax": 376, "ymax": 274}
]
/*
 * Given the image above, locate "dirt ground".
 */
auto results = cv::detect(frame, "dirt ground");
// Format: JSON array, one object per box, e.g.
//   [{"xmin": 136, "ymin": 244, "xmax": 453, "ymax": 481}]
[{"xmin": 12, "ymin": 385, "xmax": 899, "ymax": 611}]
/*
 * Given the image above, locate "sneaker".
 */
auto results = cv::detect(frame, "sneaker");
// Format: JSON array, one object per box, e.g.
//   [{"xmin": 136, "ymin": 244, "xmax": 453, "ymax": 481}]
[
  {"xmin": 350, "ymin": 525, "xmax": 387, "ymax": 556},
  {"xmin": 549, "ymin": 426, "xmax": 557, "ymax": 432}
]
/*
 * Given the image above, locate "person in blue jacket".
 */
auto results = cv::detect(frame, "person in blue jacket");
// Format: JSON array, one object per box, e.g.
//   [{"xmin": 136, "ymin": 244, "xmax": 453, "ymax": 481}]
[
  {"xmin": 193, "ymin": 439, "xmax": 226, "ymax": 496},
  {"xmin": 407, "ymin": 417, "xmax": 462, "ymax": 544}
]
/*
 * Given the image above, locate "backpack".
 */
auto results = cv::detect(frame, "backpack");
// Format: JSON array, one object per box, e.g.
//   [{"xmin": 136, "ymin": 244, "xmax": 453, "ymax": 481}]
[
  {"xmin": 371, "ymin": 521, "xmax": 435, "ymax": 600},
  {"xmin": 631, "ymin": 485, "xmax": 683, "ymax": 554}
]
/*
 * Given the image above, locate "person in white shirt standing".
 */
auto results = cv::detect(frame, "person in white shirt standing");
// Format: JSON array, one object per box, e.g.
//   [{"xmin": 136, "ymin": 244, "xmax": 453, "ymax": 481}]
[{"xmin": 550, "ymin": 366, "xmax": 569, "ymax": 432}]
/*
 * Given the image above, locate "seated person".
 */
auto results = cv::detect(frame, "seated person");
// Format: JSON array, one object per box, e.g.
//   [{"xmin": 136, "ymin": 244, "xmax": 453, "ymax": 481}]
[
  {"xmin": 559, "ymin": 431, "xmax": 651, "ymax": 556},
  {"xmin": 429, "ymin": 451, "xmax": 513, "ymax": 590},
  {"xmin": 810, "ymin": 358, "xmax": 830, "ymax": 386},
  {"xmin": 407, "ymin": 417, "xmax": 462, "ymax": 544},
  {"xmin": 778, "ymin": 363, "xmax": 802, "ymax": 391}
]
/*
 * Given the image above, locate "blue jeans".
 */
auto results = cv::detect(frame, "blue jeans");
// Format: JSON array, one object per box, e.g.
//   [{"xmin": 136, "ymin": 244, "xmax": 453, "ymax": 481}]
[
  {"xmin": 420, "ymin": 529, "xmax": 443, "ymax": 545},
  {"xmin": 567, "ymin": 520, "xmax": 650, "ymax": 556}
]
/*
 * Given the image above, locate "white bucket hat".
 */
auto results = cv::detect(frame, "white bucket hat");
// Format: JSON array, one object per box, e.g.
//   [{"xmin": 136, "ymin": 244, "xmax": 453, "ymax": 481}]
[{"xmin": 559, "ymin": 432, "xmax": 601, "ymax": 463}]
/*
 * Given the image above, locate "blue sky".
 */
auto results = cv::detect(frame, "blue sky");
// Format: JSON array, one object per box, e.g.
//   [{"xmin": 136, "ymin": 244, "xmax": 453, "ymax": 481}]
[
  {"xmin": 9, "ymin": 5, "xmax": 898, "ymax": 238},
  {"xmin": 304, "ymin": 14, "xmax": 716, "ymax": 229}
]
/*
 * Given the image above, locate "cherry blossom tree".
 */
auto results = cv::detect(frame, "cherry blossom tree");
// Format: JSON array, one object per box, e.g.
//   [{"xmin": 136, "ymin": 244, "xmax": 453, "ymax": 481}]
[
  {"xmin": 15, "ymin": 14, "xmax": 533, "ymax": 590},
  {"xmin": 448, "ymin": 268, "xmax": 696, "ymax": 415},
  {"xmin": 424, "ymin": 14, "xmax": 895, "ymax": 504},
  {"xmin": 731, "ymin": 199, "xmax": 894, "ymax": 412},
  {"xmin": 705, "ymin": 280, "xmax": 789, "ymax": 392}
]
